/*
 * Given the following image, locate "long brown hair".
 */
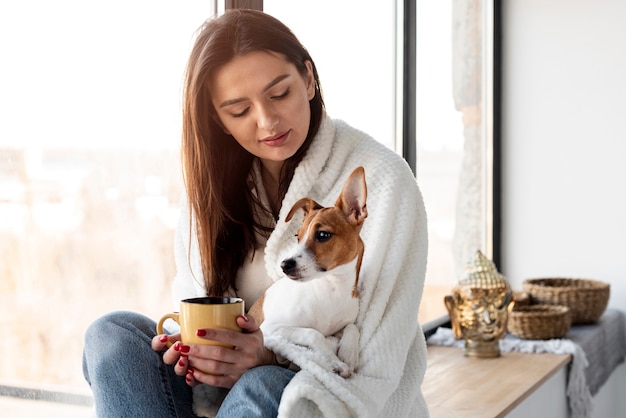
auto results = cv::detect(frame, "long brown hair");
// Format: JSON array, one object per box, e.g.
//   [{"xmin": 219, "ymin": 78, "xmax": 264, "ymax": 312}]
[{"xmin": 181, "ymin": 9, "xmax": 325, "ymax": 296}]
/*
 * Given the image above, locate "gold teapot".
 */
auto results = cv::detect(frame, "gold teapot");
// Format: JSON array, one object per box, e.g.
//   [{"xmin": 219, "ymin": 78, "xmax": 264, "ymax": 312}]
[{"xmin": 444, "ymin": 250, "xmax": 514, "ymax": 358}]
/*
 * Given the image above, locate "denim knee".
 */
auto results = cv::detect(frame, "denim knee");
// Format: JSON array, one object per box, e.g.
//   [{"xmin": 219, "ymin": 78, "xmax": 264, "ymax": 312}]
[
  {"xmin": 83, "ymin": 311, "xmax": 156, "ymax": 382},
  {"xmin": 82, "ymin": 311, "xmax": 192, "ymax": 418},
  {"xmin": 217, "ymin": 365, "xmax": 296, "ymax": 418}
]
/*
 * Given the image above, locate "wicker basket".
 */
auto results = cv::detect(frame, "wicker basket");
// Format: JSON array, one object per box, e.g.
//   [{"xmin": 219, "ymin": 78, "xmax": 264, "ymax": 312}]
[
  {"xmin": 522, "ymin": 278, "xmax": 610, "ymax": 324},
  {"xmin": 508, "ymin": 304, "xmax": 572, "ymax": 340},
  {"xmin": 512, "ymin": 291, "xmax": 530, "ymax": 309}
]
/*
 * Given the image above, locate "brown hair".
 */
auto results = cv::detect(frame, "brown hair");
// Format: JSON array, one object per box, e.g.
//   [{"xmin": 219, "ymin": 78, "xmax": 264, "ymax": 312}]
[{"xmin": 181, "ymin": 9, "xmax": 325, "ymax": 296}]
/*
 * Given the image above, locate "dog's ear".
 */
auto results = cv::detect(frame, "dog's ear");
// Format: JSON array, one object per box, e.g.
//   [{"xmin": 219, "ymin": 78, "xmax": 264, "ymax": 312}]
[
  {"xmin": 285, "ymin": 198, "xmax": 323, "ymax": 222},
  {"xmin": 336, "ymin": 166, "xmax": 368, "ymax": 227}
]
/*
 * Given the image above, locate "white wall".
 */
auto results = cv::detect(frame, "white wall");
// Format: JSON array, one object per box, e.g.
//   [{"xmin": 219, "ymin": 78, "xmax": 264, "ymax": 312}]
[{"xmin": 502, "ymin": 0, "xmax": 626, "ymax": 313}]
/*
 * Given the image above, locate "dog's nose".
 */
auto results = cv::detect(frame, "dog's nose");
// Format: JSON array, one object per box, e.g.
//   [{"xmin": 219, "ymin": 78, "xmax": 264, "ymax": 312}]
[{"xmin": 281, "ymin": 258, "xmax": 296, "ymax": 274}]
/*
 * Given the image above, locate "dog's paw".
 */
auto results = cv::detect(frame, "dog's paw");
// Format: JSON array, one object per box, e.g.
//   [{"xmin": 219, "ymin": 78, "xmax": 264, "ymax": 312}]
[
  {"xmin": 337, "ymin": 324, "xmax": 360, "ymax": 373},
  {"xmin": 332, "ymin": 361, "xmax": 354, "ymax": 378}
]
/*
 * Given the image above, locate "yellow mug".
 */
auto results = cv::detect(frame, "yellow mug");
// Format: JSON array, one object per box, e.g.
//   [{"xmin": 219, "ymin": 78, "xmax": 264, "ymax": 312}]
[{"xmin": 156, "ymin": 297, "xmax": 244, "ymax": 348}]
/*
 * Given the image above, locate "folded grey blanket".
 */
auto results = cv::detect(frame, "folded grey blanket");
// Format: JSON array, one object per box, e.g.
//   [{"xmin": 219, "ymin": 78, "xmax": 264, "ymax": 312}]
[{"xmin": 566, "ymin": 308, "xmax": 626, "ymax": 396}]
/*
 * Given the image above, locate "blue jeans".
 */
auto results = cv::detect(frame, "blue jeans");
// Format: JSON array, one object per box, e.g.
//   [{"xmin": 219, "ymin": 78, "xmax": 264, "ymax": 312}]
[{"xmin": 83, "ymin": 311, "xmax": 295, "ymax": 417}]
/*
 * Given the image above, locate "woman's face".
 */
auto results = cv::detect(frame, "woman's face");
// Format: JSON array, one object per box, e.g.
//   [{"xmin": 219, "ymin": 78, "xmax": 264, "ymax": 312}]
[{"xmin": 210, "ymin": 51, "xmax": 316, "ymax": 173}]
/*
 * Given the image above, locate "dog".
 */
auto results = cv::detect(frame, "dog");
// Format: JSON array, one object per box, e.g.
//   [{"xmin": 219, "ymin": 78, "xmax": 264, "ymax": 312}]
[
  {"xmin": 249, "ymin": 166, "xmax": 367, "ymax": 378},
  {"xmin": 193, "ymin": 167, "xmax": 367, "ymax": 417}
]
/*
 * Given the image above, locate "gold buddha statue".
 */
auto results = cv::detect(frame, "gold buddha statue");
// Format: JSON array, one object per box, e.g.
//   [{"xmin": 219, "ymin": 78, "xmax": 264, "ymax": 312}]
[{"xmin": 444, "ymin": 250, "xmax": 514, "ymax": 358}]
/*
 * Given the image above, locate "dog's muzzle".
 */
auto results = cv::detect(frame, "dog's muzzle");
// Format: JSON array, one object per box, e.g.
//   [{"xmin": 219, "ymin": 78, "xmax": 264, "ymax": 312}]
[{"xmin": 281, "ymin": 258, "xmax": 298, "ymax": 278}]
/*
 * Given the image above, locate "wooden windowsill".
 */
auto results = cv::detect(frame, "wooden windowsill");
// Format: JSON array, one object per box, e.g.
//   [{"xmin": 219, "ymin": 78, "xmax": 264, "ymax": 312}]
[{"xmin": 423, "ymin": 345, "xmax": 571, "ymax": 418}]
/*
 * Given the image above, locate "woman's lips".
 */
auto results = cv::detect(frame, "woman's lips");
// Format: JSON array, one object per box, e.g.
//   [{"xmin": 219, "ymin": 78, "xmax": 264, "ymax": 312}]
[{"xmin": 261, "ymin": 130, "xmax": 289, "ymax": 147}]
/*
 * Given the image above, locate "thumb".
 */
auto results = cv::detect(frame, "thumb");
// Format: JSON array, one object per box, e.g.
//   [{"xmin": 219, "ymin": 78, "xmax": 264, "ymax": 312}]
[{"xmin": 237, "ymin": 315, "xmax": 260, "ymax": 333}]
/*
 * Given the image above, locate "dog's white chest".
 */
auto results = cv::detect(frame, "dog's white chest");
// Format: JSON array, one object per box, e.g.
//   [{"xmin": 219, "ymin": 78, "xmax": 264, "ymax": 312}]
[{"xmin": 261, "ymin": 273, "xmax": 359, "ymax": 337}]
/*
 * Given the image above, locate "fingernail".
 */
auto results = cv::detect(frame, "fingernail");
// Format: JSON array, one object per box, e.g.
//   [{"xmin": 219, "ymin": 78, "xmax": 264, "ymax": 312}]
[
  {"xmin": 187, "ymin": 368, "xmax": 194, "ymax": 375},
  {"xmin": 196, "ymin": 329, "xmax": 207, "ymax": 337},
  {"xmin": 178, "ymin": 359, "xmax": 185, "ymax": 367},
  {"xmin": 180, "ymin": 345, "xmax": 190, "ymax": 353},
  {"xmin": 159, "ymin": 335, "xmax": 169, "ymax": 343},
  {"xmin": 241, "ymin": 315, "xmax": 249, "ymax": 322},
  {"xmin": 173, "ymin": 342, "xmax": 181, "ymax": 352}
]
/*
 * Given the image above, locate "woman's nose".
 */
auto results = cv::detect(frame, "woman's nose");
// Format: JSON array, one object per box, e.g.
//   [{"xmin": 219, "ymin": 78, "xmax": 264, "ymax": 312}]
[{"xmin": 257, "ymin": 104, "xmax": 278, "ymax": 131}]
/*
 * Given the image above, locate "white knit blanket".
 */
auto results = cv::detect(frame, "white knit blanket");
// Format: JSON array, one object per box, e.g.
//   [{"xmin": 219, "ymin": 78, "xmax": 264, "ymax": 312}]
[
  {"xmin": 174, "ymin": 114, "xmax": 430, "ymax": 417},
  {"xmin": 427, "ymin": 327, "xmax": 592, "ymax": 418},
  {"xmin": 263, "ymin": 115, "xmax": 429, "ymax": 417}
]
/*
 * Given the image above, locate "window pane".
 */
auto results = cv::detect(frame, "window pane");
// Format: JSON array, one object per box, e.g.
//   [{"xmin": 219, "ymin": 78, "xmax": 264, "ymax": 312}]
[
  {"xmin": 264, "ymin": 0, "xmax": 397, "ymax": 151},
  {"xmin": 0, "ymin": 0, "xmax": 211, "ymax": 394},
  {"xmin": 416, "ymin": 0, "xmax": 492, "ymax": 324}
]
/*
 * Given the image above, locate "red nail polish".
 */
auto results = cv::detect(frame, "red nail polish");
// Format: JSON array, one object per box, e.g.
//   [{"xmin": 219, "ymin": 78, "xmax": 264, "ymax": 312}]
[
  {"xmin": 180, "ymin": 345, "xmax": 190, "ymax": 353},
  {"xmin": 178, "ymin": 359, "xmax": 185, "ymax": 367},
  {"xmin": 196, "ymin": 329, "xmax": 207, "ymax": 337},
  {"xmin": 173, "ymin": 342, "xmax": 181, "ymax": 352},
  {"xmin": 159, "ymin": 335, "xmax": 168, "ymax": 343}
]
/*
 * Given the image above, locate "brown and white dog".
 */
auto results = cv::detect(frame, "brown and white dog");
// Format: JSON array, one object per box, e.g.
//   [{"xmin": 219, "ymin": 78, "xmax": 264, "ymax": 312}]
[
  {"xmin": 193, "ymin": 167, "xmax": 368, "ymax": 417},
  {"xmin": 249, "ymin": 166, "xmax": 368, "ymax": 378}
]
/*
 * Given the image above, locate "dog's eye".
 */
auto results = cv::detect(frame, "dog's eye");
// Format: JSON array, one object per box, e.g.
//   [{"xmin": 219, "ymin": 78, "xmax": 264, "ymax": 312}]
[{"xmin": 315, "ymin": 230, "xmax": 332, "ymax": 242}]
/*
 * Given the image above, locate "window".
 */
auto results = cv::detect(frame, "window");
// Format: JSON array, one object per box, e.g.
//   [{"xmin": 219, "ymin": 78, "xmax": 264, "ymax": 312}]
[
  {"xmin": 264, "ymin": 0, "xmax": 398, "ymax": 152},
  {"xmin": 414, "ymin": 0, "xmax": 498, "ymax": 326},
  {"xmin": 0, "ymin": 0, "xmax": 212, "ymax": 410}
]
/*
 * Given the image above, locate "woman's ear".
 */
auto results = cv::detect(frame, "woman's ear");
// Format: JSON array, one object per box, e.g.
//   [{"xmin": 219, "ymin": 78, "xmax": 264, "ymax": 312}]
[{"xmin": 304, "ymin": 60, "xmax": 316, "ymax": 101}]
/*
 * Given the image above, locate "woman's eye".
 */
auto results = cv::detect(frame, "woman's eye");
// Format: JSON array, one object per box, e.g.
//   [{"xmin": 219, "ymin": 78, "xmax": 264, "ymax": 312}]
[
  {"xmin": 271, "ymin": 89, "xmax": 290, "ymax": 100},
  {"xmin": 231, "ymin": 108, "xmax": 249, "ymax": 118},
  {"xmin": 315, "ymin": 230, "xmax": 332, "ymax": 242}
]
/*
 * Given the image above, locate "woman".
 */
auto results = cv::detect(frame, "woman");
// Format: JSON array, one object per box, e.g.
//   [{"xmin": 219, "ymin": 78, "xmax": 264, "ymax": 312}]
[{"xmin": 83, "ymin": 9, "xmax": 429, "ymax": 418}]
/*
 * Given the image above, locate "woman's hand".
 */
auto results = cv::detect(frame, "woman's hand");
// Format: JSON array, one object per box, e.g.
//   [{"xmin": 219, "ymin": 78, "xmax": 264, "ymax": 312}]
[
  {"xmin": 152, "ymin": 332, "xmax": 201, "ymax": 385},
  {"xmin": 151, "ymin": 332, "xmax": 181, "ymax": 354},
  {"xmin": 154, "ymin": 315, "xmax": 277, "ymax": 389}
]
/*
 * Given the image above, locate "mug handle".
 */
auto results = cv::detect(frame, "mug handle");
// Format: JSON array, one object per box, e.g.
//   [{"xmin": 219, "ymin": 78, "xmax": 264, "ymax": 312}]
[{"xmin": 156, "ymin": 312, "xmax": 179, "ymax": 348}]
